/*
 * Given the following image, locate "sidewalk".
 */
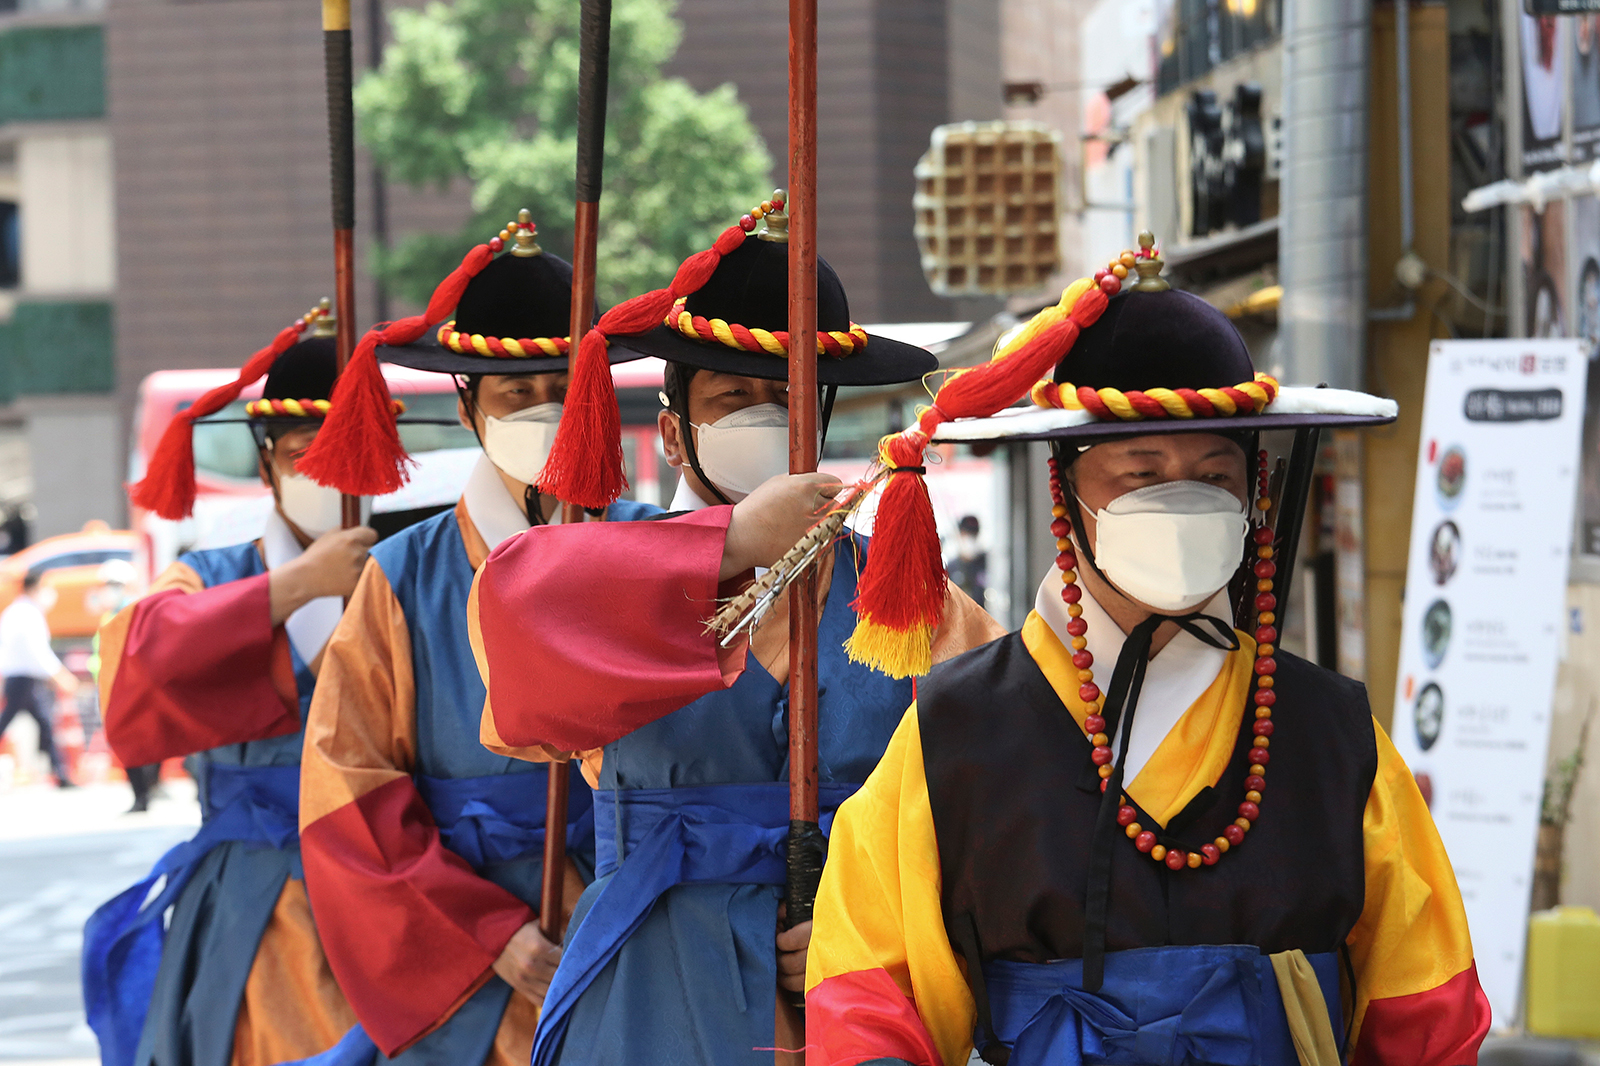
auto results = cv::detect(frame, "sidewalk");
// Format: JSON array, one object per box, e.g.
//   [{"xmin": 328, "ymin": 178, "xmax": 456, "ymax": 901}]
[{"xmin": 0, "ymin": 780, "xmax": 199, "ymax": 1061}]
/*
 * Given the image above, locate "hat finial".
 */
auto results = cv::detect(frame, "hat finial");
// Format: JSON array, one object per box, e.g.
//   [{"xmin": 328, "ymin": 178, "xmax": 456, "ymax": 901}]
[
  {"xmin": 510, "ymin": 209, "xmax": 543, "ymax": 257},
  {"xmin": 756, "ymin": 189, "xmax": 789, "ymax": 243},
  {"xmin": 310, "ymin": 297, "xmax": 337, "ymax": 338},
  {"xmin": 1132, "ymin": 231, "xmax": 1169, "ymax": 292}
]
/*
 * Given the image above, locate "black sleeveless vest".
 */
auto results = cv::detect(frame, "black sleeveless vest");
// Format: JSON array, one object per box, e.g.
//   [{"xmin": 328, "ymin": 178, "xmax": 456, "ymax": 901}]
[{"xmin": 918, "ymin": 633, "xmax": 1377, "ymax": 963}]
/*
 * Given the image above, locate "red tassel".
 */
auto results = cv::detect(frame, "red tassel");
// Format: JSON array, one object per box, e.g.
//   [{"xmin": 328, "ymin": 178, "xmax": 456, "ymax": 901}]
[
  {"xmin": 296, "ymin": 332, "xmax": 411, "ymax": 494},
  {"xmin": 536, "ymin": 329, "xmax": 624, "ymax": 508},
  {"xmin": 299, "ymin": 244, "xmax": 495, "ymax": 494},
  {"xmin": 845, "ymin": 281, "xmax": 1114, "ymax": 675},
  {"xmin": 540, "ymin": 224, "xmax": 749, "ymax": 508},
  {"xmin": 129, "ymin": 322, "xmax": 306, "ymax": 520}
]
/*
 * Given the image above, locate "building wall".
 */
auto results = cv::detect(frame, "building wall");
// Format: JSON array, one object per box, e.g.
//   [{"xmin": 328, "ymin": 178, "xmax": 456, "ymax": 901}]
[
  {"xmin": 106, "ymin": 0, "xmax": 467, "ymax": 497},
  {"xmin": 25, "ymin": 393, "xmax": 117, "ymax": 536},
  {"xmin": 19, "ymin": 128, "xmax": 113, "ymax": 296},
  {"xmin": 665, "ymin": 0, "xmax": 1001, "ymax": 323}
]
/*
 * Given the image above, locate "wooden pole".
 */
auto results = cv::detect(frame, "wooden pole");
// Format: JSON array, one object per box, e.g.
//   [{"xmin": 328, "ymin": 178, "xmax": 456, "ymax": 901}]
[
  {"xmin": 784, "ymin": 0, "xmax": 821, "ymax": 925},
  {"xmin": 541, "ymin": 0, "xmax": 613, "ymax": 946},
  {"xmin": 323, "ymin": 0, "xmax": 362, "ymax": 531}
]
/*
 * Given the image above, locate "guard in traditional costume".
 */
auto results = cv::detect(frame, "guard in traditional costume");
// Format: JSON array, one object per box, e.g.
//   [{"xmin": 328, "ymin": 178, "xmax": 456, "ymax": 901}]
[
  {"xmin": 803, "ymin": 239, "xmax": 1492, "ymax": 1066},
  {"xmin": 83, "ymin": 303, "xmax": 370, "ymax": 1066},
  {"xmin": 468, "ymin": 193, "xmax": 1003, "ymax": 1066},
  {"xmin": 288, "ymin": 213, "xmax": 653, "ymax": 1066}
]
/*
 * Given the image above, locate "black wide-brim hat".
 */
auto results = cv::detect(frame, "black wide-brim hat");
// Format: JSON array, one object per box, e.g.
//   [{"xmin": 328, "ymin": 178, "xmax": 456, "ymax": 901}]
[
  {"xmin": 932, "ymin": 284, "xmax": 1396, "ymax": 444},
  {"xmin": 608, "ymin": 238, "xmax": 936, "ymax": 386},
  {"xmin": 381, "ymin": 249, "xmax": 635, "ymax": 376}
]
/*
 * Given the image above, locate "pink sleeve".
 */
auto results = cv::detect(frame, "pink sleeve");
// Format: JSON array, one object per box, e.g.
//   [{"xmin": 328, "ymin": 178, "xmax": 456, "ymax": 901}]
[
  {"xmin": 103, "ymin": 573, "xmax": 300, "ymax": 766},
  {"xmin": 475, "ymin": 507, "xmax": 747, "ymax": 752}
]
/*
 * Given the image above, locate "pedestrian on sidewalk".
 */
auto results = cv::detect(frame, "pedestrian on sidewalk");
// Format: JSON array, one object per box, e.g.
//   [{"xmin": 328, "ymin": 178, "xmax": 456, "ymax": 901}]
[{"xmin": 0, "ymin": 570, "xmax": 78, "ymax": 787}]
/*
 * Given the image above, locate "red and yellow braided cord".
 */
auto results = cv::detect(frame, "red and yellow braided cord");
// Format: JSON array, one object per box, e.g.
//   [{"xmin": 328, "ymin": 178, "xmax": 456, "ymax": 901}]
[
  {"xmin": 666, "ymin": 297, "xmax": 868, "ymax": 360},
  {"xmin": 1029, "ymin": 372, "xmax": 1279, "ymax": 420},
  {"xmin": 437, "ymin": 322, "xmax": 571, "ymax": 359},
  {"xmin": 245, "ymin": 397, "xmax": 405, "ymax": 418}
]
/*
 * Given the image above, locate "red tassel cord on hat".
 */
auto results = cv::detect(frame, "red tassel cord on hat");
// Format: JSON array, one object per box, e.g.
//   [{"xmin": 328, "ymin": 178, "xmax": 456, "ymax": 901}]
[
  {"xmin": 298, "ymin": 244, "xmax": 495, "ymax": 495},
  {"xmin": 846, "ymin": 278, "xmax": 1111, "ymax": 678},
  {"xmin": 538, "ymin": 224, "xmax": 750, "ymax": 510},
  {"xmin": 129, "ymin": 318, "xmax": 315, "ymax": 521}
]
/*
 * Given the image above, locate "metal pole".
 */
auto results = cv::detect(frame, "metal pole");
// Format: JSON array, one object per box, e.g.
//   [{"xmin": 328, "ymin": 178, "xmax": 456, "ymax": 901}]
[
  {"xmin": 541, "ymin": 0, "xmax": 613, "ymax": 946},
  {"xmin": 784, "ymin": 0, "xmax": 822, "ymax": 935},
  {"xmin": 323, "ymin": 0, "xmax": 362, "ymax": 530}
]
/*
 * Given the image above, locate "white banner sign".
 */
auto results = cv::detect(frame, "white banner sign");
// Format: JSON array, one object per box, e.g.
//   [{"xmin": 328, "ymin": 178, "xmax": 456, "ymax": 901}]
[{"xmin": 1391, "ymin": 338, "xmax": 1587, "ymax": 1025}]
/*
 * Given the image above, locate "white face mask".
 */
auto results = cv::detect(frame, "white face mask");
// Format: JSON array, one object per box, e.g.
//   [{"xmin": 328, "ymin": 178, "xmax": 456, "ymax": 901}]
[
  {"xmin": 692, "ymin": 403, "xmax": 792, "ymax": 503},
  {"xmin": 1091, "ymin": 480, "xmax": 1248, "ymax": 613},
  {"xmin": 482, "ymin": 402, "xmax": 563, "ymax": 486},
  {"xmin": 34, "ymin": 586, "xmax": 58, "ymax": 612},
  {"xmin": 276, "ymin": 472, "xmax": 345, "ymax": 539}
]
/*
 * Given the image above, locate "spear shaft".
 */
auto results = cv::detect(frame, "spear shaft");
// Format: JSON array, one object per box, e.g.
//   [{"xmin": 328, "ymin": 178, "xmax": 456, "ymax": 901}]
[{"xmin": 323, "ymin": 0, "xmax": 361, "ymax": 530}]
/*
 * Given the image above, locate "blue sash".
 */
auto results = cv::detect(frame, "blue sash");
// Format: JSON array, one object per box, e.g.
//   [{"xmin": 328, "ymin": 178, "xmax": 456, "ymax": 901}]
[
  {"xmin": 984, "ymin": 945, "xmax": 1343, "ymax": 1066},
  {"xmin": 530, "ymin": 781, "xmax": 857, "ymax": 1066},
  {"xmin": 82, "ymin": 764, "xmax": 301, "ymax": 1066},
  {"xmin": 280, "ymin": 768, "xmax": 592, "ymax": 1066},
  {"xmin": 414, "ymin": 766, "xmax": 593, "ymax": 868}
]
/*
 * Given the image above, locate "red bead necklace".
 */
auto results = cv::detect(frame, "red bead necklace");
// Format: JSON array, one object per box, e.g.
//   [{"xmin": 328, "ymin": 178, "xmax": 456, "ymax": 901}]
[{"xmin": 1046, "ymin": 448, "xmax": 1278, "ymax": 872}]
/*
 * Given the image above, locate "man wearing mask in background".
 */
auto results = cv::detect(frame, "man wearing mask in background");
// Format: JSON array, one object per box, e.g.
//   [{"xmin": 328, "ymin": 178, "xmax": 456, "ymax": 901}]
[
  {"xmin": 468, "ymin": 194, "xmax": 1004, "ymax": 1066},
  {"xmin": 804, "ymin": 243, "xmax": 1490, "ymax": 1066},
  {"xmin": 0, "ymin": 568, "xmax": 78, "ymax": 787},
  {"xmin": 945, "ymin": 514, "xmax": 988, "ymax": 605},
  {"xmin": 289, "ymin": 213, "xmax": 654, "ymax": 1066},
  {"xmin": 84, "ymin": 305, "xmax": 369, "ymax": 1066}
]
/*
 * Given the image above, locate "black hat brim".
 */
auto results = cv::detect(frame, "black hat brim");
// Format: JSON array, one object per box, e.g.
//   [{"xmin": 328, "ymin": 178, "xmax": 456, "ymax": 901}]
[
  {"xmin": 379, "ymin": 332, "xmax": 648, "ymax": 376},
  {"xmin": 608, "ymin": 323, "xmax": 936, "ymax": 386}
]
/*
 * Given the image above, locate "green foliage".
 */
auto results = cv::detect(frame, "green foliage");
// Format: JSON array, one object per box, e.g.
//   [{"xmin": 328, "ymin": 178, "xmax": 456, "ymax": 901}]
[{"xmin": 358, "ymin": 0, "xmax": 772, "ymax": 308}]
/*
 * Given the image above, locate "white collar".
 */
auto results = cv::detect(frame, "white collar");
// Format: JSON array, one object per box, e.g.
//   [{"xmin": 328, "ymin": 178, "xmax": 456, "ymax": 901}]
[
  {"xmin": 669, "ymin": 474, "xmax": 713, "ymax": 512},
  {"xmin": 462, "ymin": 453, "xmax": 562, "ymax": 551},
  {"xmin": 1035, "ymin": 575, "xmax": 1233, "ymax": 784},
  {"xmin": 262, "ymin": 510, "xmax": 341, "ymax": 667}
]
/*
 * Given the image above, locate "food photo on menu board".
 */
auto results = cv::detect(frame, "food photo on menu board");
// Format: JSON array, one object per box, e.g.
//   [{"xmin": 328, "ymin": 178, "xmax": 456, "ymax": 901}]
[{"xmin": 1392, "ymin": 339, "xmax": 1586, "ymax": 1025}]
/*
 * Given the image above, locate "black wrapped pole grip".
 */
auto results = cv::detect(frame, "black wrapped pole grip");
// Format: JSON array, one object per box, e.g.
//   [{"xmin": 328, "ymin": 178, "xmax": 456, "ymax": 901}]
[
  {"xmin": 324, "ymin": 29, "xmax": 356, "ymax": 231},
  {"xmin": 575, "ymin": 0, "xmax": 612, "ymax": 204},
  {"xmin": 786, "ymin": 819, "xmax": 825, "ymax": 925}
]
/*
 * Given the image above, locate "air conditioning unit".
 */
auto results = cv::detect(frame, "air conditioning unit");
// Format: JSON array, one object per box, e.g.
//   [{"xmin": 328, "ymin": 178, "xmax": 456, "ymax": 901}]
[{"xmin": 914, "ymin": 121, "xmax": 1062, "ymax": 297}]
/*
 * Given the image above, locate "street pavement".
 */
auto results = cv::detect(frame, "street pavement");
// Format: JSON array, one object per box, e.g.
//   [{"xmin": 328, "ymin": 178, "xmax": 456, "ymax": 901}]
[{"xmin": 0, "ymin": 779, "xmax": 198, "ymax": 1065}]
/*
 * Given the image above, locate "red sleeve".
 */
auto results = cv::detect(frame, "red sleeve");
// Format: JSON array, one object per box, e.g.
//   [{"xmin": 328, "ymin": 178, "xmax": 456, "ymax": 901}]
[
  {"xmin": 475, "ymin": 507, "xmax": 747, "ymax": 751},
  {"xmin": 1350, "ymin": 964, "xmax": 1490, "ymax": 1066},
  {"xmin": 102, "ymin": 572, "xmax": 299, "ymax": 766},
  {"xmin": 809, "ymin": 969, "xmax": 943, "ymax": 1066}
]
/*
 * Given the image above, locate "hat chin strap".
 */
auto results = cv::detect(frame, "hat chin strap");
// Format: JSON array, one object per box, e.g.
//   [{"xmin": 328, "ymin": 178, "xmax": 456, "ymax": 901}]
[{"xmin": 672, "ymin": 384, "xmax": 839, "ymax": 510}]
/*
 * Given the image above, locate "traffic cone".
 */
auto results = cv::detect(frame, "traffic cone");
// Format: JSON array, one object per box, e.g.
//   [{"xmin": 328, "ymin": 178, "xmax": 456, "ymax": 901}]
[{"xmin": 54, "ymin": 692, "xmax": 83, "ymax": 786}]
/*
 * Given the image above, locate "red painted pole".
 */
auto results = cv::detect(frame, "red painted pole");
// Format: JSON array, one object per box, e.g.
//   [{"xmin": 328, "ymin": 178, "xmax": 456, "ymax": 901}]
[
  {"xmin": 785, "ymin": 0, "xmax": 821, "ymax": 911},
  {"xmin": 542, "ymin": 0, "xmax": 613, "ymax": 944}
]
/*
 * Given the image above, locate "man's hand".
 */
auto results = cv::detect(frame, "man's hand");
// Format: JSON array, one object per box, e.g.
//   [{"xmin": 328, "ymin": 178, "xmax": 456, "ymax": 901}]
[
  {"xmin": 776, "ymin": 904, "xmax": 812, "ymax": 995},
  {"xmin": 722, "ymin": 473, "xmax": 843, "ymax": 580},
  {"xmin": 269, "ymin": 526, "xmax": 378, "ymax": 624},
  {"xmin": 494, "ymin": 920, "xmax": 563, "ymax": 1006},
  {"xmin": 52, "ymin": 668, "xmax": 78, "ymax": 697}
]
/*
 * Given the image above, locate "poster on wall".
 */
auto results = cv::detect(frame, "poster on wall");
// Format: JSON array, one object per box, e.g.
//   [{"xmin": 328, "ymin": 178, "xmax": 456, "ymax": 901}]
[
  {"xmin": 1576, "ymin": 17, "xmax": 1600, "ymax": 160},
  {"xmin": 1522, "ymin": 10, "xmax": 1568, "ymax": 171},
  {"xmin": 1391, "ymin": 339, "xmax": 1587, "ymax": 1025},
  {"xmin": 1573, "ymin": 198, "xmax": 1600, "ymax": 560},
  {"xmin": 1522, "ymin": 201, "xmax": 1568, "ymax": 336}
]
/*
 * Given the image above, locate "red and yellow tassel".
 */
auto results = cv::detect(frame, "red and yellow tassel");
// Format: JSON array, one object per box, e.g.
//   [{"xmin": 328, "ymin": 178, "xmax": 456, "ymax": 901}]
[{"xmin": 845, "ymin": 278, "xmax": 1111, "ymax": 678}]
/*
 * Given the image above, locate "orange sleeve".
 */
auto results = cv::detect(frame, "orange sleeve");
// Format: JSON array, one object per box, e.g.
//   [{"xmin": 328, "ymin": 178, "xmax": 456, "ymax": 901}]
[
  {"xmin": 1346, "ymin": 720, "xmax": 1491, "ymax": 1065},
  {"xmin": 806, "ymin": 706, "xmax": 973, "ymax": 1066},
  {"xmin": 299, "ymin": 558, "xmax": 532, "ymax": 1056}
]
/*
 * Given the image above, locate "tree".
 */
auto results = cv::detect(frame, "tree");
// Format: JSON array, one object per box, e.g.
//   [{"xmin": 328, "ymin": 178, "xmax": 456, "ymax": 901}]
[{"xmin": 358, "ymin": 0, "xmax": 773, "ymax": 308}]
